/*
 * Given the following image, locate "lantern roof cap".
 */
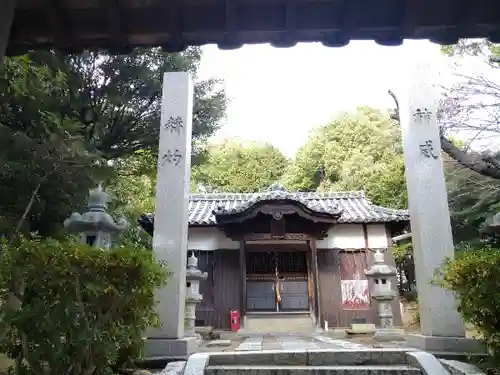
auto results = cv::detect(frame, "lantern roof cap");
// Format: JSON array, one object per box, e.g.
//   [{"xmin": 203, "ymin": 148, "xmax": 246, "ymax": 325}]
[
  {"xmin": 64, "ymin": 185, "xmax": 128, "ymax": 234},
  {"xmin": 365, "ymin": 249, "xmax": 397, "ymax": 277}
]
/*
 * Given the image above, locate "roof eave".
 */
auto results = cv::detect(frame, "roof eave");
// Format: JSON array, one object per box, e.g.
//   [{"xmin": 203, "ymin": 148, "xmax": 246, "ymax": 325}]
[
  {"xmin": 213, "ymin": 199, "xmax": 342, "ymax": 225},
  {"xmin": 8, "ymin": 0, "xmax": 500, "ymax": 55}
]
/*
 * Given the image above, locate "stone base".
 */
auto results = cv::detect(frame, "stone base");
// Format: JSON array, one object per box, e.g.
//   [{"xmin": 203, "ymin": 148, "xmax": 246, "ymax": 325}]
[
  {"xmin": 239, "ymin": 316, "xmax": 248, "ymax": 332},
  {"xmin": 206, "ymin": 339, "xmax": 232, "ymax": 348},
  {"xmin": 373, "ymin": 328, "xmax": 405, "ymax": 342},
  {"xmin": 161, "ymin": 361, "xmax": 187, "ymax": 375},
  {"xmin": 406, "ymin": 333, "xmax": 487, "ymax": 355},
  {"xmin": 330, "ymin": 328, "xmax": 349, "ymax": 338},
  {"xmin": 143, "ymin": 337, "xmax": 198, "ymax": 361},
  {"xmin": 440, "ymin": 358, "xmax": 487, "ymax": 375},
  {"xmin": 346, "ymin": 323, "xmax": 376, "ymax": 335},
  {"xmin": 184, "ymin": 332, "xmax": 203, "ymax": 344}
]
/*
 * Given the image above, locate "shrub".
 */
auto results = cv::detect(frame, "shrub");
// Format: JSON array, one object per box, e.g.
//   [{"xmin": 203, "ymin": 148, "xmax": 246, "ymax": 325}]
[
  {"xmin": 436, "ymin": 248, "xmax": 500, "ymax": 360},
  {"xmin": 0, "ymin": 236, "xmax": 167, "ymax": 375}
]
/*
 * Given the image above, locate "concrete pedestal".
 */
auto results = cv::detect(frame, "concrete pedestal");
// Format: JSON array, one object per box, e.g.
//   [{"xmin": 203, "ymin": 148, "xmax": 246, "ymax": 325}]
[
  {"xmin": 406, "ymin": 334, "xmax": 486, "ymax": 355},
  {"xmin": 346, "ymin": 323, "xmax": 376, "ymax": 335},
  {"xmin": 143, "ymin": 337, "xmax": 197, "ymax": 360},
  {"xmin": 373, "ymin": 328, "xmax": 405, "ymax": 342}
]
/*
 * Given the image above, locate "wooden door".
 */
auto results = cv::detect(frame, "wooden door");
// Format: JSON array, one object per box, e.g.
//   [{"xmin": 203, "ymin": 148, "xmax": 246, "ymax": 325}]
[
  {"xmin": 277, "ymin": 251, "xmax": 309, "ymax": 311},
  {"xmin": 280, "ymin": 281, "xmax": 309, "ymax": 311},
  {"xmin": 246, "ymin": 281, "xmax": 276, "ymax": 311}
]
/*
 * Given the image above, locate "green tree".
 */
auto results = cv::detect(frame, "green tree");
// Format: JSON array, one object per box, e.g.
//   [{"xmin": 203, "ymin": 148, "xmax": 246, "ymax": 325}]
[
  {"xmin": 445, "ymin": 156, "xmax": 500, "ymax": 248},
  {"xmin": 283, "ymin": 107, "xmax": 407, "ymax": 209},
  {"xmin": 108, "ymin": 151, "xmax": 157, "ymax": 220},
  {"xmin": 441, "ymin": 39, "xmax": 500, "ymax": 58},
  {"xmin": 105, "ymin": 151, "xmax": 157, "ymax": 249},
  {"xmin": 192, "ymin": 139, "xmax": 289, "ymax": 193},
  {"xmin": 0, "ymin": 55, "xmax": 105, "ymax": 236},
  {"xmin": 389, "ymin": 91, "xmax": 500, "ymax": 247},
  {"xmin": 431, "ymin": 40, "xmax": 500, "ymax": 246},
  {"xmin": 61, "ymin": 48, "xmax": 227, "ymax": 163},
  {"xmin": 0, "ymin": 48, "xmax": 227, "ymax": 237}
]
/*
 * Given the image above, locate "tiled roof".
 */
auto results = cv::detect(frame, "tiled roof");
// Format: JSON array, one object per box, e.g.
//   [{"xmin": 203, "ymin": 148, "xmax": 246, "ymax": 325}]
[
  {"xmin": 188, "ymin": 191, "xmax": 408, "ymax": 226},
  {"xmin": 214, "ymin": 186, "xmax": 342, "ymax": 218}
]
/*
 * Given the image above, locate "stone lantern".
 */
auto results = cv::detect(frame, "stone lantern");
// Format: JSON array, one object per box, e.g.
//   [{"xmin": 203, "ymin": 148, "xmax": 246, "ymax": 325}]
[
  {"xmin": 365, "ymin": 249, "xmax": 404, "ymax": 341},
  {"xmin": 486, "ymin": 212, "xmax": 500, "ymax": 234},
  {"xmin": 185, "ymin": 252, "xmax": 208, "ymax": 337},
  {"xmin": 64, "ymin": 185, "xmax": 128, "ymax": 249}
]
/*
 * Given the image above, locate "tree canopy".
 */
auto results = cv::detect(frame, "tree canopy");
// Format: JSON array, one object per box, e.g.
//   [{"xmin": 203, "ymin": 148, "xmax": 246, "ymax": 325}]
[
  {"xmin": 386, "ymin": 44, "xmax": 500, "ymax": 246},
  {"xmin": 434, "ymin": 40, "xmax": 500, "ymax": 181},
  {"xmin": 61, "ymin": 48, "xmax": 227, "ymax": 162},
  {"xmin": 428, "ymin": 40, "xmax": 500, "ymax": 246},
  {"xmin": 441, "ymin": 39, "xmax": 500, "ymax": 59},
  {"xmin": 446, "ymin": 156, "xmax": 500, "ymax": 248},
  {"xmin": 191, "ymin": 139, "xmax": 289, "ymax": 193},
  {"xmin": 0, "ymin": 54, "xmax": 103, "ymax": 236},
  {"xmin": 0, "ymin": 48, "xmax": 227, "ymax": 237},
  {"xmin": 283, "ymin": 107, "xmax": 407, "ymax": 209}
]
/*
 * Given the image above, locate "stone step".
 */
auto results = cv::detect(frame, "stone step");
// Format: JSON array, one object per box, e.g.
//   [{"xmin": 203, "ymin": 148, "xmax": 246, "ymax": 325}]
[
  {"xmin": 205, "ymin": 365, "xmax": 421, "ymax": 375},
  {"xmin": 245, "ymin": 314, "xmax": 314, "ymax": 333},
  {"xmin": 208, "ymin": 349, "xmax": 409, "ymax": 366}
]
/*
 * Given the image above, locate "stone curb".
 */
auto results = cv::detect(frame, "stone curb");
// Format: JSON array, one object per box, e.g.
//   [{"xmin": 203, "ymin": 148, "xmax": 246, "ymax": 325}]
[
  {"xmin": 183, "ymin": 353, "xmax": 211, "ymax": 375},
  {"xmin": 440, "ymin": 359, "xmax": 486, "ymax": 375},
  {"xmin": 182, "ymin": 348, "xmax": 462, "ymax": 375},
  {"xmin": 406, "ymin": 351, "xmax": 451, "ymax": 375}
]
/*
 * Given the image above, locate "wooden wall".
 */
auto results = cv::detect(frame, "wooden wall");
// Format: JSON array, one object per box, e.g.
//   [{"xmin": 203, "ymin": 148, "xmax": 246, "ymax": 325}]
[
  {"xmin": 195, "ymin": 247, "xmax": 402, "ymax": 330},
  {"xmin": 317, "ymin": 249, "xmax": 402, "ymax": 328},
  {"xmin": 195, "ymin": 250, "xmax": 240, "ymax": 329}
]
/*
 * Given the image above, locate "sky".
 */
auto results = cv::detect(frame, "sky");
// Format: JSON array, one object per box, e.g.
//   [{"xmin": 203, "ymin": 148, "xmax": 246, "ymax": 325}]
[{"xmin": 197, "ymin": 40, "xmax": 451, "ymax": 158}]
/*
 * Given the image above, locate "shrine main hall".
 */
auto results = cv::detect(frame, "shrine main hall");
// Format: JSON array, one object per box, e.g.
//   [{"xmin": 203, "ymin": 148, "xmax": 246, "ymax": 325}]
[{"xmin": 140, "ymin": 184, "xmax": 408, "ymax": 331}]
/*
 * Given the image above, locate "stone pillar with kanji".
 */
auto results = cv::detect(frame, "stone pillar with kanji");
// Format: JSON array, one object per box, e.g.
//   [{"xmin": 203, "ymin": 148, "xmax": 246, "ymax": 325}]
[{"xmin": 399, "ymin": 59, "xmax": 483, "ymax": 354}]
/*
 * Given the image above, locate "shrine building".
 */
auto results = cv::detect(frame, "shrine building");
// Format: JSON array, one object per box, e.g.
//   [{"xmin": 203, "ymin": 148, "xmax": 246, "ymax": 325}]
[{"xmin": 139, "ymin": 183, "xmax": 409, "ymax": 331}]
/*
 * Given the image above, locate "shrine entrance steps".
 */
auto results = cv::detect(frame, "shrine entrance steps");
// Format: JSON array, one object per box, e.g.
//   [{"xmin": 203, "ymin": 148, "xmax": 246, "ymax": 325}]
[
  {"xmin": 243, "ymin": 312, "xmax": 314, "ymax": 334},
  {"xmin": 185, "ymin": 349, "xmax": 453, "ymax": 375}
]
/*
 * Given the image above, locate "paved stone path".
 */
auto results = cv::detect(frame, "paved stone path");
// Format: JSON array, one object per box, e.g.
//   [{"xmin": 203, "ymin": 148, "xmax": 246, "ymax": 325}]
[
  {"xmin": 235, "ymin": 336, "xmax": 263, "ymax": 351},
  {"xmin": 234, "ymin": 334, "xmax": 366, "ymax": 351}
]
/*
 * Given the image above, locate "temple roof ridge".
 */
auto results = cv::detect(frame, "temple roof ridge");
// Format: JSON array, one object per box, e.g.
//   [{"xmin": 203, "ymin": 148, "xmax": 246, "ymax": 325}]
[
  {"xmin": 138, "ymin": 189, "xmax": 409, "ymax": 234},
  {"xmin": 212, "ymin": 188, "xmax": 344, "ymax": 218},
  {"xmin": 189, "ymin": 190, "xmax": 367, "ymax": 201}
]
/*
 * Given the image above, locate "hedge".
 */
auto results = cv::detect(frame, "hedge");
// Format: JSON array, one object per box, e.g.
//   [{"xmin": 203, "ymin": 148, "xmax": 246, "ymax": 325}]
[
  {"xmin": 437, "ymin": 248, "xmax": 500, "ymax": 360},
  {"xmin": 0, "ymin": 236, "xmax": 167, "ymax": 375}
]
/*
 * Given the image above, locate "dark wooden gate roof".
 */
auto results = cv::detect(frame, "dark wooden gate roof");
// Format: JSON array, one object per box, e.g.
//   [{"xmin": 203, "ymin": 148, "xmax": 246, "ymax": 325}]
[{"xmin": 7, "ymin": 0, "xmax": 500, "ymax": 55}]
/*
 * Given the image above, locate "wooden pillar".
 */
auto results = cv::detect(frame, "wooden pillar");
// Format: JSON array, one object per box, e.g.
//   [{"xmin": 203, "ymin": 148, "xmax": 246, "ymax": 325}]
[
  {"xmin": 306, "ymin": 251, "xmax": 315, "ymax": 324},
  {"xmin": 0, "ymin": 0, "xmax": 16, "ymax": 65},
  {"xmin": 363, "ymin": 224, "xmax": 369, "ymax": 250},
  {"xmin": 239, "ymin": 240, "xmax": 246, "ymax": 319},
  {"xmin": 309, "ymin": 238, "xmax": 321, "ymax": 327}
]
